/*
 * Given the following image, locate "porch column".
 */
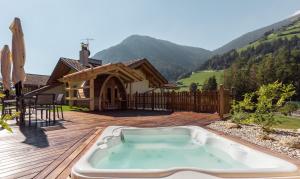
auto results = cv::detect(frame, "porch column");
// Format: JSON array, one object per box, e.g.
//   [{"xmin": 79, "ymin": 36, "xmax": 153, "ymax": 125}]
[
  {"xmin": 129, "ymin": 82, "xmax": 132, "ymax": 108},
  {"xmin": 89, "ymin": 78, "xmax": 95, "ymax": 111},
  {"xmin": 68, "ymin": 82, "xmax": 74, "ymax": 107}
]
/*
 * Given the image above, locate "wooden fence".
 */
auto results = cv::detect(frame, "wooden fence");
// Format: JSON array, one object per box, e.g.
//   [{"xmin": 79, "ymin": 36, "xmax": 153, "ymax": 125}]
[{"xmin": 127, "ymin": 85, "xmax": 232, "ymax": 118}]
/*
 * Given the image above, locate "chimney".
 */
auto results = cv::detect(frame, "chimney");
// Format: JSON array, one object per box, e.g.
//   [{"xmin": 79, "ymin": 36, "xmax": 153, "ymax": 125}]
[{"xmin": 79, "ymin": 43, "xmax": 90, "ymax": 66}]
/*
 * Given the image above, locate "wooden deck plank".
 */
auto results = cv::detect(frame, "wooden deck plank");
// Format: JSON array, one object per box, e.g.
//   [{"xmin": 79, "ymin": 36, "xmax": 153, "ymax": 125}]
[
  {"xmin": 0, "ymin": 110, "xmax": 219, "ymax": 179},
  {"xmin": 0, "ymin": 160, "xmax": 52, "ymax": 178},
  {"xmin": 57, "ymin": 128, "xmax": 103, "ymax": 179},
  {"xmin": 45, "ymin": 128, "xmax": 102, "ymax": 179},
  {"xmin": 33, "ymin": 128, "xmax": 98, "ymax": 179}
]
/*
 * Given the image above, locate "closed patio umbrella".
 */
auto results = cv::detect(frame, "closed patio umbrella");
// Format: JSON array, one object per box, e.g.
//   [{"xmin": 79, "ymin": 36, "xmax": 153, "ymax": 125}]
[
  {"xmin": 10, "ymin": 17, "xmax": 26, "ymax": 97},
  {"xmin": 0, "ymin": 45, "xmax": 12, "ymax": 97}
]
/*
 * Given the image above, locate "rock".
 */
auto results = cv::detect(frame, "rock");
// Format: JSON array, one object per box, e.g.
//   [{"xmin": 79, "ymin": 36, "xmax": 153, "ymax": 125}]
[
  {"xmin": 297, "ymin": 128, "xmax": 300, "ymax": 134},
  {"xmin": 225, "ymin": 122, "xmax": 241, "ymax": 129},
  {"xmin": 207, "ymin": 121, "xmax": 300, "ymax": 159},
  {"xmin": 279, "ymin": 137, "xmax": 300, "ymax": 149},
  {"xmin": 257, "ymin": 133, "xmax": 275, "ymax": 141}
]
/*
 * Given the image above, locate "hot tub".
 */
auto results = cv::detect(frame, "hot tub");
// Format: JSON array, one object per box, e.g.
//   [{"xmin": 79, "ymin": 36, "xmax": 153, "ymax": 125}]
[{"xmin": 71, "ymin": 126, "xmax": 299, "ymax": 179}]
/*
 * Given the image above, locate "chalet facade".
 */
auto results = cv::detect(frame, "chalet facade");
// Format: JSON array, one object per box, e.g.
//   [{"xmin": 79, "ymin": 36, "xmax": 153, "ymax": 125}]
[
  {"xmin": 23, "ymin": 74, "xmax": 49, "ymax": 93},
  {"xmin": 29, "ymin": 45, "xmax": 168, "ymax": 111}
]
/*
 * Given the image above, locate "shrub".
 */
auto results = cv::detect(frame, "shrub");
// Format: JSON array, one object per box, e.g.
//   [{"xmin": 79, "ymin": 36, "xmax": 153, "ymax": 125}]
[
  {"xmin": 189, "ymin": 82, "xmax": 198, "ymax": 93},
  {"xmin": 279, "ymin": 102, "xmax": 298, "ymax": 116},
  {"xmin": 202, "ymin": 76, "xmax": 217, "ymax": 91},
  {"xmin": 0, "ymin": 93, "xmax": 19, "ymax": 132},
  {"xmin": 230, "ymin": 81, "xmax": 296, "ymax": 132}
]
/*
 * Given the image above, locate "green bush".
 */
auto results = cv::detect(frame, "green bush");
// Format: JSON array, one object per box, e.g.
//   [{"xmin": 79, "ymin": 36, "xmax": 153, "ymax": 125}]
[
  {"xmin": 279, "ymin": 102, "xmax": 299, "ymax": 116},
  {"xmin": 189, "ymin": 82, "xmax": 198, "ymax": 93},
  {"xmin": 0, "ymin": 93, "xmax": 19, "ymax": 132},
  {"xmin": 230, "ymin": 81, "xmax": 296, "ymax": 132},
  {"xmin": 202, "ymin": 76, "xmax": 217, "ymax": 91}
]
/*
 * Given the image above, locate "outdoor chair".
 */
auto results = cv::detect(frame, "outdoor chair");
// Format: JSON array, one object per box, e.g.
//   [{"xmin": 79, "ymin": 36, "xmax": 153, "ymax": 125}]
[
  {"xmin": 34, "ymin": 94, "xmax": 55, "ymax": 126},
  {"xmin": 23, "ymin": 96, "xmax": 36, "ymax": 126},
  {"xmin": 2, "ymin": 98, "xmax": 17, "ymax": 115},
  {"xmin": 55, "ymin": 94, "xmax": 64, "ymax": 119}
]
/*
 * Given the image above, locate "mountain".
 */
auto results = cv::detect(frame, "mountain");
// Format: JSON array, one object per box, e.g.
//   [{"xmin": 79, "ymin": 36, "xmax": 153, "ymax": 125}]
[
  {"xmin": 93, "ymin": 35, "xmax": 212, "ymax": 81},
  {"xmin": 213, "ymin": 13, "xmax": 300, "ymax": 55},
  {"xmin": 199, "ymin": 19, "xmax": 300, "ymax": 99},
  {"xmin": 199, "ymin": 18, "xmax": 300, "ymax": 71}
]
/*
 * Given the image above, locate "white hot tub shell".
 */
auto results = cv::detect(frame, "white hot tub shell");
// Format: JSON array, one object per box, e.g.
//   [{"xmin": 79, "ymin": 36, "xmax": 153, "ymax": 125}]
[{"xmin": 71, "ymin": 126, "xmax": 299, "ymax": 179}]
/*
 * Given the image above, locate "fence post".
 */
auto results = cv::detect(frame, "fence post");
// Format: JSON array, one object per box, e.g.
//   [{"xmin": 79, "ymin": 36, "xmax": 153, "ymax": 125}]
[
  {"xmin": 193, "ymin": 91, "xmax": 197, "ymax": 112},
  {"xmin": 135, "ymin": 92, "xmax": 138, "ymax": 110},
  {"xmin": 143, "ymin": 93, "xmax": 145, "ymax": 109},
  {"xmin": 151, "ymin": 92, "xmax": 154, "ymax": 110},
  {"xmin": 171, "ymin": 91, "xmax": 175, "ymax": 112},
  {"xmin": 219, "ymin": 84, "xmax": 225, "ymax": 119}
]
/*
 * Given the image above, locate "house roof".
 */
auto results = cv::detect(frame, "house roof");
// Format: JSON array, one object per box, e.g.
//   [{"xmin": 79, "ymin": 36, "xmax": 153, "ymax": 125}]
[
  {"xmin": 47, "ymin": 57, "xmax": 102, "ymax": 85},
  {"xmin": 124, "ymin": 58, "xmax": 168, "ymax": 86},
  {"xmin": 24, "ymin": 73, "xmax": 49, "ymax": 86},
  {"xmin": 60, "ymin": 57, "xmax": 87, "ymax": 71},
  {"xmin": 47, "ymin": 57, "xmax": 167, "ymax": 87}
]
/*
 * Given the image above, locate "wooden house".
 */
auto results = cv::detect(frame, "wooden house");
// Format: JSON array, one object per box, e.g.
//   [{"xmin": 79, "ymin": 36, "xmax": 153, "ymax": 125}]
[
  {"xmin": 28, "ymin": 45, "xmax": 168, "ymax": 111},
  {"xmin": 23, "ymin": 74, "xmax": 49, "ymax": 93}
]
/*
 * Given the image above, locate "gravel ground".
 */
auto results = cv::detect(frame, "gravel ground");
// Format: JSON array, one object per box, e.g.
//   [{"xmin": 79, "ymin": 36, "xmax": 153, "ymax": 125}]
[{"xmin": 207, "ymin": 121, "xmax": 300, "ymax": 159}]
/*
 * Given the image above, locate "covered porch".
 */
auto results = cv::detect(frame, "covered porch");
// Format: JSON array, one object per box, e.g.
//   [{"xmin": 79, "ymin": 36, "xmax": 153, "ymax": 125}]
[{"xmin": 62, "ymin": 63, "xmax": 143, "ymax": 111}]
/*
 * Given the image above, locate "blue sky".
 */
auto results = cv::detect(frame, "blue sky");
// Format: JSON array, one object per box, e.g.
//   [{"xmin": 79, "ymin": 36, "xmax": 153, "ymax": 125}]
[{"xmin": 1, "ymin": 0, "xmax": 300, "ymax": 75}]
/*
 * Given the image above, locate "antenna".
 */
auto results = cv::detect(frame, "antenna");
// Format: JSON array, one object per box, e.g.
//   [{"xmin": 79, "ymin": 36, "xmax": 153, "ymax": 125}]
[{"xmin": 80, "ymin": 38, "xmax": 94, "ymax": 49}]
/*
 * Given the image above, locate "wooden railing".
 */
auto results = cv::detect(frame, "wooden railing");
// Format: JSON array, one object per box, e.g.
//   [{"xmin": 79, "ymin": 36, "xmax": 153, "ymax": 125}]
[{"xmin": 127, "ymin": 85, "xmax": 232, "ymax": 117}]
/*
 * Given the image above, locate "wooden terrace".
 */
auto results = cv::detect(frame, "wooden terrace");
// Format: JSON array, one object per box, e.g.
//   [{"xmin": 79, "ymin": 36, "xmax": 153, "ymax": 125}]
[{"xmin": 0, "ymin": 110, "xmax": 220, "ymax": 179}]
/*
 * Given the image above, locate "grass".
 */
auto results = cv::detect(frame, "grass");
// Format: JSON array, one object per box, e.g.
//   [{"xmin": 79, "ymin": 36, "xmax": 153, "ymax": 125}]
[
  {"xmin": 273, "ymin": 114, "xmax": 300, "ymax": 129},
  {"xmin": 61, "ymin": 105, "xmax": 89, "ymax": 112},
  {"xmin": 238, "ymin": 20, "xmax": 300, "ymax": 53},
  {"xmin": 177, "ymin": 70, "xmax": 224, "ymax": 91}
]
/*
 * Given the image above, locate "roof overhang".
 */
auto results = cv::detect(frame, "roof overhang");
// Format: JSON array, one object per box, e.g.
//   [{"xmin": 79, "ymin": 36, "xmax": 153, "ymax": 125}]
[
  {"xmin": 127, "ymin": 58, "xmax": 168, "ymax": 87},
  {"xmin": 62, "ymin": 63, "xmax": 143, "ymax": 83}
]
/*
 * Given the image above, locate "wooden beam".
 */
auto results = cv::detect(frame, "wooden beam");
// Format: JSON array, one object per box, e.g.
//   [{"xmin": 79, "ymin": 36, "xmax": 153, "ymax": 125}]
[
  {"xmin": 89, "ymin": 78, "xmax": 95, "ymax": 111},
  {"xmin": 117, "ymin": 64, "xmax": 144, "ymax": 81},
  {"xmin": 141, "ymin": 64, "xmax": 165, "ymax": 86},
  {"xmin": 67, "ymin": 98, "xmax": 90, "ymax": 101},
  {"xmin": 63, "ymin": 64, "xmax": 119, "ymax": 81},
  {"xmin": 65, "ymin": 86, "xmax": 90, "ymax": 90}
]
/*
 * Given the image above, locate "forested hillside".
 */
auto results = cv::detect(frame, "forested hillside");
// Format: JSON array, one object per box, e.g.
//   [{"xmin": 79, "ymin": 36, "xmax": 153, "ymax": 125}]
[
  {"xmin": 199, "ymin": 19, "xmax": 300, "ymax": 99},
  {"xmin": 213, "ymin": 13, "xmax": 300, "ymax": 55}
]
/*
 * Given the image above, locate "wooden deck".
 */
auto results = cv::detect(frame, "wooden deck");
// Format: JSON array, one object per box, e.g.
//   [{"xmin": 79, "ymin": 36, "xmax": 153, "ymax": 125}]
[{"xmin": 0, "ymin": 110, "xmax": 219, "ymax": 179}]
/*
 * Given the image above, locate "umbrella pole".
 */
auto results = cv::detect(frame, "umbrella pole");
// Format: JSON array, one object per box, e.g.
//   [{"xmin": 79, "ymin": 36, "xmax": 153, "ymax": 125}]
[
  {"xmin": 15, "ymin": 81, "xmax": 24, "ymax": 125},
  {"xmin": 4, "ymin": 90, "xmax": 10, "ymax": 99}
]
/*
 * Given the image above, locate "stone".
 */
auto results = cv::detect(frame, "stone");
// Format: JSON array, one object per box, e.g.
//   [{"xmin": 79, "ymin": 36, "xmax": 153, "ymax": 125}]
[
  {"xmin": 225, "ymin": 122, "xmax": 241, "ymax": 129},
  {"xmin": 257, "ymin": 133, "xmax": 275, "ymax": 141},
  {"xmin": 279, "ymin": 137, "xmax": 300, "ymax": 149}
]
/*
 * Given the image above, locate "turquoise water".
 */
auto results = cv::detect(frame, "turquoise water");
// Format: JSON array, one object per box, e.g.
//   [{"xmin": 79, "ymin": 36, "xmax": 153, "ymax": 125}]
[{"xmin": 92, "ymin": 133, "xmax": 248, "ymax": 169}]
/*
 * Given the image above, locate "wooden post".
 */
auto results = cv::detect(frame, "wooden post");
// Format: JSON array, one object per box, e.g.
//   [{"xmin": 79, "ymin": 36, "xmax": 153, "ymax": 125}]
[
  {"xmin": 135, "ymin": 92, "xmax": 138, "ymax": 110},
  {"xmin": 171, "ymin": 91, "xmax": 175, "ymax": 112},
  {"xmin": 89, "ymin": 78, "xmax": 95, "ymax": 111},
  {"xmin": 68, "ymin": 82, "xmax": 73, "ymax": 107},
  {"xmin": 143, "ymin": 93, "xmax": 146, "ymax": 109},
  {"xmin": 151, "ymin": 92, "xmax": 154, "ymax": 110},
  {"xmin": 129, "ymin": 83, "xmax": 132, "ymax": 108},
  {"xmin": 193, "ymin": 91, "xmax": 197, "ymax": 112},
  {"xmin": 219, "ymin": 84, "xmax": 225, "ymax": 119}
]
